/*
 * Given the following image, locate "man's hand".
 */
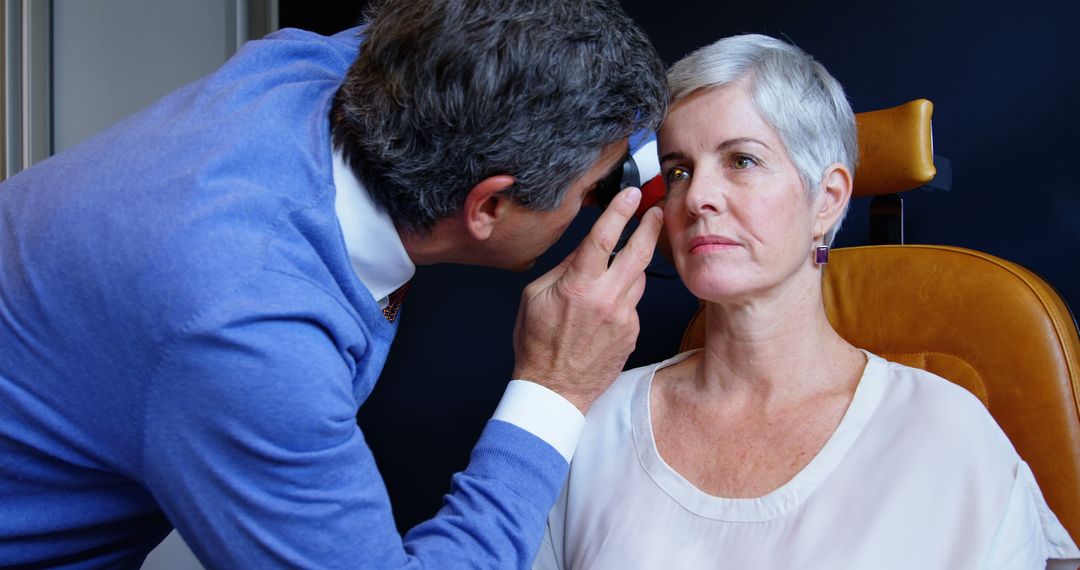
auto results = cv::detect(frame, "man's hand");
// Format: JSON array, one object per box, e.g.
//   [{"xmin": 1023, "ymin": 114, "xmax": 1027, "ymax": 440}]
[{"xmin": 512, "ymin": 187, "xmax": 664, "ymax": 413}]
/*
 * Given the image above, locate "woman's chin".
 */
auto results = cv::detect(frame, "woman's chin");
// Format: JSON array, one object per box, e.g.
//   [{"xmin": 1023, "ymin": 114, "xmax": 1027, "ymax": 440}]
[{"xmin": 685, "ymin": 280, "xmax": 755, "ymax": 305}]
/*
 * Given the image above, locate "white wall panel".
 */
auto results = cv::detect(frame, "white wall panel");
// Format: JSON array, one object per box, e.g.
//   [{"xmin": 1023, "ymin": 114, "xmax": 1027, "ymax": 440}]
[{"xmin": 52, "ymin": 0, "xmax": 232, "ymax": 152}]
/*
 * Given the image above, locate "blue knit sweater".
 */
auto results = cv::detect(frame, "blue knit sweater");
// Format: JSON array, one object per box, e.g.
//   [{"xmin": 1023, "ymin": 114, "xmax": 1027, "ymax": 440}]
[{"xmin": 0, "ymin": 28, "xmax": 566, "ymax": 568}]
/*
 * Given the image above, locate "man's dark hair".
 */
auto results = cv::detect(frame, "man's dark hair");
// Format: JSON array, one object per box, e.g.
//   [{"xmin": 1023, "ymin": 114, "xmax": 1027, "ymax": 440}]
[{"xmin": 331, "ymin": 0, "xmax": 668, "ymax": 233}]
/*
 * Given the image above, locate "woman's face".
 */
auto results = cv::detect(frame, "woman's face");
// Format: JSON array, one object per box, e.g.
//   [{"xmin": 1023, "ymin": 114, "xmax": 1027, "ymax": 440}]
[{"xmin": 658, "ymin": 81, "xmax": 819, "ymax": 304}]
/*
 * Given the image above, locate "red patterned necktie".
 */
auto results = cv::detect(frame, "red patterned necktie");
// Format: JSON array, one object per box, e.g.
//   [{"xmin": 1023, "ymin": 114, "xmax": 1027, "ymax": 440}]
[{"xmin": 382, "ymin": 281, "xmax": 411, "ymax": 323}]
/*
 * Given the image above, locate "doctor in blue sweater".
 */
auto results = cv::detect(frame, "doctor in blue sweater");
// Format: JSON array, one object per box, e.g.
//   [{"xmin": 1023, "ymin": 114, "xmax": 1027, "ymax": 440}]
[{"xmin": 0, "ymin": 0, "xmax": 667, "ymax": 567}]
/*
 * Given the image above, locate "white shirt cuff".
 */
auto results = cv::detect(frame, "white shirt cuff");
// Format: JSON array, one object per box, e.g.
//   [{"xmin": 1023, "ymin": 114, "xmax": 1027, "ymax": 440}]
[{"xmin": 491, "ymin": 380, "xmax": 585, "ymax": 463}]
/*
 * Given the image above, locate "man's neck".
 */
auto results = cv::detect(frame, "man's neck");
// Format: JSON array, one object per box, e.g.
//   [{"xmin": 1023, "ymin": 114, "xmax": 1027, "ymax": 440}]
[{"xmin": 399, "ymin": 217, "xmax": 477, "ymax": 266}]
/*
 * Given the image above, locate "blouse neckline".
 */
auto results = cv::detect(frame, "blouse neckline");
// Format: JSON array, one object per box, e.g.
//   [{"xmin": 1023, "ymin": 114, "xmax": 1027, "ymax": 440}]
[{"xmin": 631, "ymin": 349, "xmax": 887, "ymax": 522}]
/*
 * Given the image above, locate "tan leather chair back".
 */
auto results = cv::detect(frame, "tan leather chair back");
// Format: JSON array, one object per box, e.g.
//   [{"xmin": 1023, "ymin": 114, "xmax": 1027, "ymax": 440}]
[{"xmin": 680, "ymin": 245, "xmax": 1080, "ymax": 543}]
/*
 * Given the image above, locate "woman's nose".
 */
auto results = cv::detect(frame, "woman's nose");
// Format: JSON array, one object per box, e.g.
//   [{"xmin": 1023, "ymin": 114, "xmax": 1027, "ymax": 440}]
[{"xmin": 684, "ymin": 175, "xmax": 725, "ymax": 217}]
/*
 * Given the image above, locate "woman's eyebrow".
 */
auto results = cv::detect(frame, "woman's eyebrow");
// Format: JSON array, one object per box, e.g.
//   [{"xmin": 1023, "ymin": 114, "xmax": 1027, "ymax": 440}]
[
  {"xmin": 659, "ymin": 150, "xmax": 686, "ymax": 165},
  {"xmin": 717, "ymin": 137, "xmax": 770, "ymax": 152}
]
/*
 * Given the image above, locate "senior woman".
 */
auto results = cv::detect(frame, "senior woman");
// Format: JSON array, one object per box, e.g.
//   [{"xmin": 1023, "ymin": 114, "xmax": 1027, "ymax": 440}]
[{"xmin": 533, "ymin": 34, "xmax": 1080, "ymax": 569}]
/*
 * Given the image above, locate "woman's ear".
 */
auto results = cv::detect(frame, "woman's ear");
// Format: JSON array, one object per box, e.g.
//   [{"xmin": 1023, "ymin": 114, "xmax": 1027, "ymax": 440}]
[
  {"xmin": 813, "ymin": 163, "xmax": 853, "ymax": 240},
  {"xmin": 462, "ymin": 175, "xmax": 516, "ymax": 240}
]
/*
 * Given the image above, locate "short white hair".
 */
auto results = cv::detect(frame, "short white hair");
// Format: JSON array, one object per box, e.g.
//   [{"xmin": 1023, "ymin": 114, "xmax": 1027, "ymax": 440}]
[{"xmin": 667, "ymin": 34, "xmax": 857, "ymax": 245}]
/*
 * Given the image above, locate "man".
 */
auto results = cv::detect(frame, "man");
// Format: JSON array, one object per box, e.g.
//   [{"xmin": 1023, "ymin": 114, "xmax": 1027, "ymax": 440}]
[{"xmin": 0, "ymin": 0, "xmax": 666, "ymax": 567}]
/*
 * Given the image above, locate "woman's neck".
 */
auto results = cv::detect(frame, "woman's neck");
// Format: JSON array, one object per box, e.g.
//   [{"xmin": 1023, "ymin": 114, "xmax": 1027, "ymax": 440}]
[{"xmin": 694, "ymin": 272, "xmax": 861, "ymax": 406}]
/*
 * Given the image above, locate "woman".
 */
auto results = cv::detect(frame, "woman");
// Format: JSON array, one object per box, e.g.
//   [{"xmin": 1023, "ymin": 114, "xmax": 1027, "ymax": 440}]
[{"xmin": 534, "ymin": 34, "xmax": 1079, "ymax": 569}]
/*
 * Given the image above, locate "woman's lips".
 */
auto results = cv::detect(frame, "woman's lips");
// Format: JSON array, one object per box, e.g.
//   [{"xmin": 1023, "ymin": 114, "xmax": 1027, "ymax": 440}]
[{"xmin": 688, "ymin": 235, "xmax": 740, "ymax": 254}]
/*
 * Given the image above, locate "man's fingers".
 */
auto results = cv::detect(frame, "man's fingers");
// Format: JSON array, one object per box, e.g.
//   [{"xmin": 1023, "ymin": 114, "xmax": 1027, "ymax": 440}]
[
  {"xmin": 523, "ymin": 248, "xmax": 576, "ymax": 300},
  {"xmin": 568, "ymin": 187, "xmax": 642, "ymax": 279},
  {"xmin": 609, "ymin": 206, "xmax": 663, "ymax": 293},
  {"xmin": 631, "ymin": 270, "xmax": 647, "ymax": 302}
]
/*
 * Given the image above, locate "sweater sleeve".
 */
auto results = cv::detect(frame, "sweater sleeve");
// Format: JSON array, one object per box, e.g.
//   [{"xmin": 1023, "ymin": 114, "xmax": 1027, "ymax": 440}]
[{"xmin": 140, "ymin": 286, "xmax": 567, "ymax": 569}]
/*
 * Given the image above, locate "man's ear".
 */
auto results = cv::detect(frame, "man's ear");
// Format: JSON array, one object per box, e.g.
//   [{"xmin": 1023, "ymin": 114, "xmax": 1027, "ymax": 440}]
[
  {"xmin": 813, "ymin": 163, "xmax": 853, "ymax": 239},
  {"xmin": 462, "ymin": 175, "xmax": 517, "ymax": 240}
]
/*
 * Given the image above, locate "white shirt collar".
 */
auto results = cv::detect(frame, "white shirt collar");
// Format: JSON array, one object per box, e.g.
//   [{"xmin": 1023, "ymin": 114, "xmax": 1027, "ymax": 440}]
[{"xmin": 332, "ymin": 150, "xmax": 415, "ymax": 308}]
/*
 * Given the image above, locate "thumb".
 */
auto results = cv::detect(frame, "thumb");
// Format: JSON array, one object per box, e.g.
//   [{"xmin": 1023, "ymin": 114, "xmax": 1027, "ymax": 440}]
[{"xmin": 523, "ymin": 248, "xmax": 577, "ymax": 299}]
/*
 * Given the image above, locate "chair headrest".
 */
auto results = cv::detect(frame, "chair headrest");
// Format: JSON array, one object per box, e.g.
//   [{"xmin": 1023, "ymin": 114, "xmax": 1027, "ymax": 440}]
[{"xmin": 853, "ymin": 99, "xmax": 937, "ymax": 197}]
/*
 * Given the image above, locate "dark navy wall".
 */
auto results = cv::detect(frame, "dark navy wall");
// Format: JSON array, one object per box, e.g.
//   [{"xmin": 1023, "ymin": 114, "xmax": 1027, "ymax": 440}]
[{"xmin": 281, "ymin": 0, "xmax": 1079, "ymax": 532}]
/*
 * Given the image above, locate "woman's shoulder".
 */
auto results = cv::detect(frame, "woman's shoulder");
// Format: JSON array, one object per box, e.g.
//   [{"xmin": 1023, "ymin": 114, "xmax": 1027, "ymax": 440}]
[
  {"xmin": 869, "ymin": 353, "xmax": 982, "ymax": 401},
  {"xmin": 863, "ymin": 354, "xmax": 1080, "ymax": 563},
  {"xmin": 587, "ymin": 350, "xmax": 702, "ymax": 417},
  {"xmin": 864, "ymin": 351, "xmax": 1018, "ymax": 458}
]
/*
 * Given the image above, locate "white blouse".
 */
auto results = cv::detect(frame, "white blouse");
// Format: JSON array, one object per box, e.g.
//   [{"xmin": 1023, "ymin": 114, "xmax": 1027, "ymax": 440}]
[{"xmin": 535, "ymin": 351, "xmax": 1080, "ymax": 569}]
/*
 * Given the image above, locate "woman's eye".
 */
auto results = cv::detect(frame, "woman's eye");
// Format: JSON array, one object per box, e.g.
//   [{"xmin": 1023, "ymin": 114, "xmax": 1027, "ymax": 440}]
[
  {"xmin": 666, "ymin": 166, "xmax": 690, "ymax": 184},
  {"xmin": 732, "ymin": 155, "xmax": 757, "ymax": 170}
]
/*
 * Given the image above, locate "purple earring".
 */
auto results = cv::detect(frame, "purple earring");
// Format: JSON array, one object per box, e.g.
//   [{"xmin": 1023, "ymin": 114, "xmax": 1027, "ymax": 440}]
[{"xmin": 814, "ymin": 245, "xmax": 830, "ymax": 265}]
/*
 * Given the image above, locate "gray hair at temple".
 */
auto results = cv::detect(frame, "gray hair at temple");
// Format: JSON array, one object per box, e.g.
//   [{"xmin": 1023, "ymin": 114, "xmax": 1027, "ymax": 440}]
[
  {"xmin": 667, "ymin": 34, "xmax": 857, "ymax": 245},
  {"xmin": 332, "ymin": 0, "xmax": 668, "ymax": 234}
]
